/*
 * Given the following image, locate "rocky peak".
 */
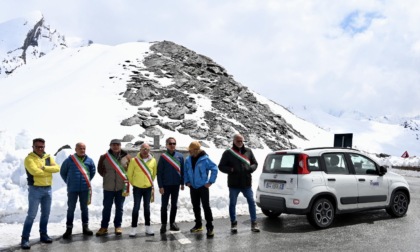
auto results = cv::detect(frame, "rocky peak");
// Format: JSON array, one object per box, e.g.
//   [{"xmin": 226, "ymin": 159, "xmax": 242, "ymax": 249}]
[
  {"xmin": 0, "ymin": 12, "xmax": 68, "ymax": 77},
  {"xmin": 118, "ymin": 41, "xmax": 307, "ymax": 150}
]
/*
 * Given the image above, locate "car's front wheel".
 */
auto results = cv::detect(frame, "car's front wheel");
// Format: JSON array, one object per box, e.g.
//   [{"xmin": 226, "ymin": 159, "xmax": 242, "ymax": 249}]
[
  {"xmin": 307, "ymin": 198, "xmax": 335, "ymax": 229},
  {"xmin": 261, "ymin": 209, "xmax": 281, "ymax": 218},
  {"xmin": 386, "ymin": 191, "xmax": 409, "ymax": 217}
]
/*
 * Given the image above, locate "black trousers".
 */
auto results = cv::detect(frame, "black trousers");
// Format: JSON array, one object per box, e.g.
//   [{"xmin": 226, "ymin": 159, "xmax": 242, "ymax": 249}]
[
  {"xmin": 161, "ymin": 185, "xmax": 180, "ymax": 225},
  {"xmin": 190, "ymin": 186, "xmax": 213, "ymax": 229}
]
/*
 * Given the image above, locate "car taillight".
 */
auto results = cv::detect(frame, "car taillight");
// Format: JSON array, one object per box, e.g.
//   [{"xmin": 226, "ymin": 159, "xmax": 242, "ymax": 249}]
[{"xmin": 297, "ymin": 154, "xmax": 310, "ymax": 174}]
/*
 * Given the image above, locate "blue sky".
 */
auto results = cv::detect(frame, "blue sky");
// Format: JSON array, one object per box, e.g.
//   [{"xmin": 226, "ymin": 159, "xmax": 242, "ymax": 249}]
[{"xmin": 2, "ymin": 0, "xmax": 420, "ymax": 117}]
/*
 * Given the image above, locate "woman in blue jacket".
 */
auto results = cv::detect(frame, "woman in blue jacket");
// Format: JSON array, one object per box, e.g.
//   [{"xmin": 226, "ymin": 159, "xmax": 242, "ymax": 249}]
[{"xmin": 184, "ymin": 141, "xmax": 218, "ymax": 238}]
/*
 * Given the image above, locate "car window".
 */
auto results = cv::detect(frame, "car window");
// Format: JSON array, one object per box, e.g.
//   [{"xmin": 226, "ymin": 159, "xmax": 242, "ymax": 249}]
[
  {"xmin": 323, "ymin": 153, "xmax": 349, "ymax": 174},
  {"xmin": 307, "ymin": 157, "xmax": 320, "ymax": 171},
  {"xmin": 349, "ymin": 154, "xmax": 377, "ymax": 175},
  {"xmin": 263, "ymin": 154, "xmax": 295, "ymax": 174}
]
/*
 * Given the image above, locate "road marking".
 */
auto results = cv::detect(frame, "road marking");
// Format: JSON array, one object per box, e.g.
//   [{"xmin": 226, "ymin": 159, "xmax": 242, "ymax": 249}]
[{"xmin": 169, "ymin": 231, "xmax": 191, "ymax": 244}]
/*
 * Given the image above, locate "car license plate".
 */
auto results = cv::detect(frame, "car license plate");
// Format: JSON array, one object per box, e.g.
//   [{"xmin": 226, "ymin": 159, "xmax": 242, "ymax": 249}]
[{"xmin": 265, "ymin": 181, "xmax": 284, "ymax": 190}]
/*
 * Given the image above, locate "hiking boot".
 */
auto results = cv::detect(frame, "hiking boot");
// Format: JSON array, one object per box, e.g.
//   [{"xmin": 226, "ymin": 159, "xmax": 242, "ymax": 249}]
[
  {"xmin": 129, "ymin": 227, "xmax": 137, "ymax": 237},
  {"xmin": 145, "ymin": 225, "xmax": 154, "ymax": 236},
  {"xmin": 206, "ymin": 228, "xmax": 214, "ymax": 238},
  {"xmin": 251, "ymin": 221, "xmax": 260, "ymax": 232},
  {"xmin": 170, "ymin": 223, "xmax": 180, "ymax": 231},
  {"xmin": 83, "ymin": 224, "xmax": 93, "ymax": 236},
  {"xmin": 160, "ymin": 225, "xmax": 167, "ymax": 234},
  {"xmin": 40, "ymin": 233, "xmax": 53, "ymax": 243},
  {"xmin": 21, "ymin": 238, "xmax": 30, "ymax": 250},
  {"xmin": 231, "ymin": 221, "xmax": 238, "ymax": 234},
  {"xmin": 62, "ymin": 228, "xmax": 72, "ymax": 239},
  {"xmin": 190, "ymin": 225, "xmax": 203, "ymax": 233},
  {"xmin": 96, "ymin": 228, "xmax": 108, "ymax": 236},
  {"xmin": 115, "ymin": 227, "xmax": 123, "ymax": 235}
]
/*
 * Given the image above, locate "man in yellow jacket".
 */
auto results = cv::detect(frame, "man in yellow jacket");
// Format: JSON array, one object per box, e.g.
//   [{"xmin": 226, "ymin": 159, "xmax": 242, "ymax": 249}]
[
  {"xmin": 21, "ymin": 138, "xmax": 60, "ymax": 250},
  {"xmin": 127, "ymin": 143, "xmax": 157, "ymax": 237}
]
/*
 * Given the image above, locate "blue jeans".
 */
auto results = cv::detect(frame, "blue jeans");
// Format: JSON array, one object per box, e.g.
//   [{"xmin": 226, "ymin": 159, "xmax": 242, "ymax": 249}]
[
  {"xmin": 22, "ymin": 186, "xmax": 52, "ymax": 238},
  {"xmin": 131, "ymin": 186, "xmax": 152, "ymax": 227},
  {"xmin": 66, "ymin": 191, "xmax": 89, "ymax": 228},
  {"xmin": 160, "ymin": 185, "xmax": 180, "ymax": 225},
  {"xmin": 100, "ymin": 190, "xmax": 126, "ymax": 228},
  {"xmin": 229, "ymin": 187, "xmax": 257, "ymax": 223}
]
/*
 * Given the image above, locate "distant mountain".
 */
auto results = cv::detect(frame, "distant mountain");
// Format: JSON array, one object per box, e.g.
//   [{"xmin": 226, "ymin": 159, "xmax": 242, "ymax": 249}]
[{"xmin": 0, "ymin": 11, "xmax": 91, "ymax": 78}]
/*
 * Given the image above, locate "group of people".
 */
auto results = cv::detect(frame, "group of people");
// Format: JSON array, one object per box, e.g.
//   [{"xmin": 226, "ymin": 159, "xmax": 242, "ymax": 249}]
[{"xmin": 20, "ymin": 134, "xmax": 260, "ymax": 250}]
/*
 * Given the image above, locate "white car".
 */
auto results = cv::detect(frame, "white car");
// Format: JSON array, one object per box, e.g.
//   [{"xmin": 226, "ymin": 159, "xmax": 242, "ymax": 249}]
[{"xmin": 256, "ymin": 147, "xmax": 410, "ymax": 229}]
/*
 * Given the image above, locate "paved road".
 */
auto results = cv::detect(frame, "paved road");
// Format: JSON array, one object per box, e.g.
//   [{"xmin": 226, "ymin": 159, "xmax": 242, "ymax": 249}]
[{"xmin": 4, "ymin": 176, "xmax": 419, "ymax": 252}]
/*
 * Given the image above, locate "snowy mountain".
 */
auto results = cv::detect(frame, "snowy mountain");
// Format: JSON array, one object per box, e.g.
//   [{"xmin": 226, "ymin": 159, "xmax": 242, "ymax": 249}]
[{"xmin": 0, "ymin": 11, "xmax": 91, "ymax": 78}]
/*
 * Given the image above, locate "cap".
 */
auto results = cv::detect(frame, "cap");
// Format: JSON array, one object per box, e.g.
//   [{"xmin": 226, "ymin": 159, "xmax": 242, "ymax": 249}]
[
  {"xmin": 188, "ymin": 141, "xmax": 201, "ymax": 151},
  {"xmin": 110, "ymin": 139, "xmax": 122, "ymax": 145}
]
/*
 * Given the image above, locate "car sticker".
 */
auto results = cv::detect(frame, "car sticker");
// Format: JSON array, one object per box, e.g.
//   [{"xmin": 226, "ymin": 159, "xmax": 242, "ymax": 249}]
[{"xmin": 370, "ymin": 180, "xmax": 379, "ymax": 186}]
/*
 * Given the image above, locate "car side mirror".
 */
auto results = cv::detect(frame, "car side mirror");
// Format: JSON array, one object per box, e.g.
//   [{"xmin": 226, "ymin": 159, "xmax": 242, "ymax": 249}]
[{"xmin": 379, "ymin": 166, "xmax": 387, "ymax": 176}]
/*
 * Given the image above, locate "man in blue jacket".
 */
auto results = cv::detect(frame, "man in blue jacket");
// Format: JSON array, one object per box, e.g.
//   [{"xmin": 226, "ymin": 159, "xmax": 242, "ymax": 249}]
[
  {"xmin": 60, "ymin": 142, "xmax": 96, "ymax": 239},
  {"xmin": 184, "ymin": 141, "xmax": 218, "ymax": 238},
  {"xmin": 157, "ymin": 137, "xmax": 184, "ymax": 234}
]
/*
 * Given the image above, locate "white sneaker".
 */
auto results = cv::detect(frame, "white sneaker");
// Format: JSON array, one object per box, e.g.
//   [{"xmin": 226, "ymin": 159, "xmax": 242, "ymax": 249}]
[
  {"xmin": 129, "ymin": 227, "xmax": 137, "ymax": 237},
  {"xmin": 145, "ymin": 225, "xmax": 154, "ymax": 236}
]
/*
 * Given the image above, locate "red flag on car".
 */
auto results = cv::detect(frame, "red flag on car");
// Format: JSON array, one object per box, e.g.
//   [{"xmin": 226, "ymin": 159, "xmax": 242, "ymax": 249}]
[{"xmin": 401, "ymin": 151, "xmax": 409, "ymax": 158}]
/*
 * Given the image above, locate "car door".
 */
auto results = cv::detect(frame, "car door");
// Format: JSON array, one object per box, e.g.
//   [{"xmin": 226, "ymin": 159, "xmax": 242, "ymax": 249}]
[
  {"xmin": 322, "ymin": 153, "xmax": 358, "ymax": 210},
  {"xmin": 347, "ymin": 153, "xmax": 389, "ymax": 208}
]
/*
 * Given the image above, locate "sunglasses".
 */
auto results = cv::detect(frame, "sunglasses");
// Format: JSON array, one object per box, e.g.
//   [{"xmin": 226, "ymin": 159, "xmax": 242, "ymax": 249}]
[
  {"xmin": 34, "ymin": 145, "xmax": 45, "ymax": 149},
  {"xmin": 167, "ymin": 142, "xmax": 176, "ymax": 146},
  {"xmin": 141, "ymin": 148, "xmax": 150, "ymax": 151}
]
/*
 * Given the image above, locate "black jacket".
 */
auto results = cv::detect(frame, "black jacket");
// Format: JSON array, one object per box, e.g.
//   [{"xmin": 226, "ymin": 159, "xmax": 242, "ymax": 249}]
[{"xmin": 218, "ymin": 145, "xmax": 258, "ymax": 188}]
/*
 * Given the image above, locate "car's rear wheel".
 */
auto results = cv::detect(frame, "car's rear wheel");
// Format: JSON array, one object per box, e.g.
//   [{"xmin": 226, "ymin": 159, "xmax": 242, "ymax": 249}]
[
  {"xmin": 261, "ymin": 209, "xmax": 281, "ymax": 218},
  {"xmin": 307, "ymin": 198, "xmax": 335, "ymax": 229},
  {"xmin": 386, "ymin": 191, "xmax": 409, "ymax": 217}
]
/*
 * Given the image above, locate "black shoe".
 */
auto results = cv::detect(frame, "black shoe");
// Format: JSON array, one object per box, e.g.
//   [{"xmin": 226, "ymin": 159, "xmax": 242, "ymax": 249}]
[
  {"xmin": 206, "ymin": 228, "xmax": 214, "ymax": 238},
  {"xmin": 170, "ymin": 223, "xmax": 180, "ymax": 231},
  {"xmin": 40, "ymin": 233, "xmax": 53, "ymax": 243},
  {"xmin": 190, "ymin": 225, "xmax": 203, "ymax": 233},
  {"xmin": 251, "ymin": 221, "xmax": 260, "ymax": 232},
  {"xmin": 21, "ymin": 238, "xmax": 30, "ymax": 250},
  {"xmin": 83, "ymin": 225, "xmax": 93, "ymax": 236},
  {"xmin": 62, "ymin": 228, "xmax": 72, "ymax": 239},
  {"xmin": 231, "ymin": 221, "xmax": 238, "ymax": 234},
  {"xmin": 160, "ymin": 225, "xmax": 167, "ymax": 234}
]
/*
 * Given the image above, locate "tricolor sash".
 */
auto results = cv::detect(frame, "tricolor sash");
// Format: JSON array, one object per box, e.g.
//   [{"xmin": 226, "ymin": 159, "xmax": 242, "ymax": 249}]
[
  {"xmin": 134, "ymin": 157, "xmax": 154, "ymax": 203},
  {"xmin": 161, "ymin": 152, "xmax": 181, "ymax": 176},
  {"xmin": 228, "ymin": 147, "xmax": 251, "ymax": 166},
  {"xmin": 70, "ymin": 155, "xmax": 92, "ymax": 205},
  {"xmin": 105, "ymin": 152, "xmax": 130, "ymax": 196}
]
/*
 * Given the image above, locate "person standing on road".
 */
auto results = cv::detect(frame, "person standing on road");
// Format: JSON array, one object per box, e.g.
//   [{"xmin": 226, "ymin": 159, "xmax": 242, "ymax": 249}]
[
  {"xmin": 184, "ymin": 141, "xmax": 218, "ymax": 238},
  {"xmin": 96, "ymin": 139, "xmax": 131, "ymax": 236},
  {"xmin": 21, "ymin": 138, "xmax": 60, "ymax": 250},
  {"xmin": 157, "ymin": 137, "xmax": 185, "ymax": 234},
  {"xmin": 60, "ymin": 142, "xmax": 96, "ymax": 239},
  {"xmin": 218, "ymin": 133, "xmax": 260, "ymax": 233},
  {"xmin": 127, "ymin": 143, "xmax": 157, "ymax": 237}
]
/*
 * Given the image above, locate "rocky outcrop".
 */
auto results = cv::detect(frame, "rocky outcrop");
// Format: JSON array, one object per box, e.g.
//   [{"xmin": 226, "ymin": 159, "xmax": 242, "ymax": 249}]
[{"xmin": 118, "ymin": 41, "xmax": 307, "ymax": 150}]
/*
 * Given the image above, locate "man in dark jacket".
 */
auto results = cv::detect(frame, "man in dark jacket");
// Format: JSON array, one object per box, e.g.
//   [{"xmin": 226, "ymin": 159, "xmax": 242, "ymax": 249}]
[
  {"xmin": 96, "ymin": 139, "xmax": 131, "ymax": 236},
  {"xmin": 157, "ymin": 137, "xmax": 184, "ymax": 234},
  {"xmin": 60, "ymin": 142, "xmax": 96, "ymax": 239},
  {"xmin": 218, "ymin": 134, "xmax": 260, "ymax": 233}
]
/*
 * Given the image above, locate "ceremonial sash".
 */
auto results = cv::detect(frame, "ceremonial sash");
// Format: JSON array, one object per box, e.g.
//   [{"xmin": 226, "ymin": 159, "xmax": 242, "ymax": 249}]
[
  {"xmin": 134, "ymin": 157, "xmax": 155, "ymax": 203},
  {"xmin": 105, "ymin": 152, "xmax": 130, "ymax": 196},
  {"xmin": 228, "ymin": 147, "xmax": 251, "ymax": 166},
  {"xmin": 70, "ymin": 155, "xmax": 92, "ymax": 205},
  {"xmin": 161, "ymin": 152, "xmax": 181, "ymax": 176}
]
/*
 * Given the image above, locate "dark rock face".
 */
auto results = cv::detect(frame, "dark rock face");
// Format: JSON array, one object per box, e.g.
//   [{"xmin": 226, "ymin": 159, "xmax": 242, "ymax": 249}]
[{"xmin": 119, "ymin": 41, "xmax": 307, "ymax": 150}]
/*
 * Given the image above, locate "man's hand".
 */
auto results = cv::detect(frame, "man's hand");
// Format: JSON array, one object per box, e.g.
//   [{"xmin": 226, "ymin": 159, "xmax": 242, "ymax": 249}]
[
  {"xmin": 159, "ymin": 188, "xmax": 164, "ymax": 195},
  {"xmin": 205, "ymin": 183, "xmax": 212, "ymax": 188},
  {"xmin": 181, "ymin": 185, "xmax": 185, "ymax": 190}
]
